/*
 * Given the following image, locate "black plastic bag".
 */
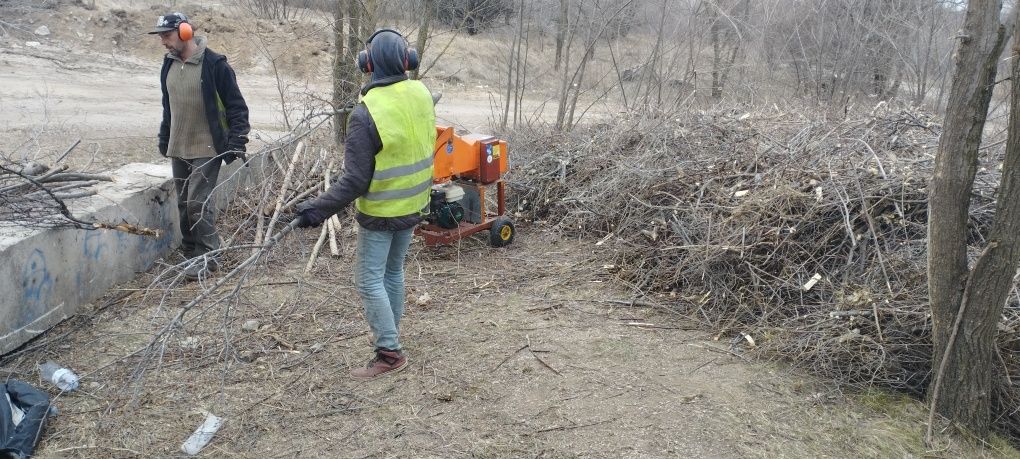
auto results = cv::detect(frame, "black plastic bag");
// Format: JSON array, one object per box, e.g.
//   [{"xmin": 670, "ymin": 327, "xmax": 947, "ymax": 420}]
[{"xmin": 0, "ymin": 380, "xmax": 50, "ymax": 459}]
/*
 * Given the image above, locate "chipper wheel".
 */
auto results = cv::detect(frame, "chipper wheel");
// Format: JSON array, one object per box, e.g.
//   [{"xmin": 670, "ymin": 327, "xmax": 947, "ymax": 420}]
[{"xmin": 489, "ymin": 217, "xmax": 515, "ymax": 247}]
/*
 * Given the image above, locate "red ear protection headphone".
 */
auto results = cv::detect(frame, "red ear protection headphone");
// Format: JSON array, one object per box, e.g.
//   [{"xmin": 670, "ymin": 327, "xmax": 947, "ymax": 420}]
[
  {"xmin": 177, "ymin": 20, "xmax": 193, "ymax": 41},
  {"xmin": 357, "ymin": 28, "xmax": 420, "ymax": 74}
]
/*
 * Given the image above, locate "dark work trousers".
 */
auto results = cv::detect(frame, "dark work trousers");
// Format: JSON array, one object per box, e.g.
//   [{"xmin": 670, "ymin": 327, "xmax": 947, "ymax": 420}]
[{"xmin": 171, "ymin": 156, "xmax": 222, "ymax": 258}]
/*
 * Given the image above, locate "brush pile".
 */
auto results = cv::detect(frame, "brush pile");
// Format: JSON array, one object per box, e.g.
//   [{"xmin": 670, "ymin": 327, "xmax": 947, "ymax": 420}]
[
  {"xmin": 213, "ymin": 111, "xmax": 350, "ymax": 275},
  {"xmin": 0, "ymin": 151, "xmax": 112, "ymax": 229},
  {"xmin": 507, "ymin": 104, "xmax": 1020, "ymax": 436},
  {"xmin": 125, "ymin": 110, "xmax": 360, "ymax": 387}
]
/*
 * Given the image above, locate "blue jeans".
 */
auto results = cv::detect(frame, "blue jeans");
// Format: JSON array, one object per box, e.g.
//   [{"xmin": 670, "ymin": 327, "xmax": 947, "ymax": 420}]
[{"xmin": 356, "ymin": 226, "xmax": 414, "ymax": 351}]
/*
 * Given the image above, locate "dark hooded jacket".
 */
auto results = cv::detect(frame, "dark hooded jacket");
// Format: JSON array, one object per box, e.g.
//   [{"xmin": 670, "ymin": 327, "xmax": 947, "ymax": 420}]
[
  {"xmin": 159, "ymin": 45, "xmax": 250, "ymax": 156},
  {"xmin": 303, "ymin": 31, "xmax": 430, "ymax": 231}
]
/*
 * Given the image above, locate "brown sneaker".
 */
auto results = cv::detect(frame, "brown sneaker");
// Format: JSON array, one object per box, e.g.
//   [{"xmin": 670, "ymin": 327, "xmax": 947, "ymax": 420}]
[{"xmin": 350, "ymin": 349, "xmax": 407, "ymax": 380}]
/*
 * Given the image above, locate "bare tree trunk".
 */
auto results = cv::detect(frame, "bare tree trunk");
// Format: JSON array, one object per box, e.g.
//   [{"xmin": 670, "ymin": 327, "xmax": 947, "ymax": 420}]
[
  {"xmin": 710, "ymin": 5, "xmax": 722, "ymax": 99},
  {"xmin": 649, "ymin": 0, "xmax": 667, "ymax": 106},
  {"xmin": 466, "ymin": 0, "xmax": 478, "ymax": 35},
  {"xmin": 685, "ymin": 2, "xmax": 698, "ymax": 97},
  {"xmin": 333, "ymin": 0, "xmax": 361, "ymax": 147},
  {"xmin": 515, "ymin": 0, "xmax": 533, "ymax": 128},
  {"xmin": 555, "ymin": 0, "xmax": 633, "ymax": 130},
  {"xmin": 347, "ymin": 0, "xmax": 362, "ymax": 58},
  {"xmin": 554, "ymin": 0, "xmax": 568, "ymax": 71},
  {"xmin": 916, "ymin": 2, "xmax": 939, "ymax": 105},
  {"xmin": 363, "ymin": 0, "xmax": 377, "ymax": 39},
  {"xmin": 717, "ymin": 34, "xmax": 742, "ymax": 100},
  {"xmin": 565, "ymin": 42, "xmax": 591, "ymax": 129},
  {"xmin": 333, "ymin": 1, "xmax": 348, "ymax": 147},
  {"xmin": 410, "ymin": 0, "xmax": 434, "ymax": 80},
  {"xmin": 607, "ymin": 37, "xmax": 628, "ymax": 108},
  {"xmin": 707, "ymin": 0, "xmax": 745, "ymax": 100},
  {"xmin": 957, "ymin": 13, "xmax": 1020, "ymax": 434},
  {"xmin": 501, "ymin": 0, "xmax": 523, "ymax": 130},
  {"xmin": 926, "ymin": 0, "xmax": 1011, "ymax": 441},
  {"xmin": 554, "ymin": 3, "xmax": 576, "ymax": 130},
  {"xmin": 881, "ymin": 54, "xmax": 902, "ymax": 101}
]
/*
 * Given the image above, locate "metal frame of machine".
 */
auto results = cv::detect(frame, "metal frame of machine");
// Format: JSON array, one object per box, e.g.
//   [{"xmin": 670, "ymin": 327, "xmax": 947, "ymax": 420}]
[{"xmin": 417, "ymin": 125, "xmax": 515, "ymax": 247}]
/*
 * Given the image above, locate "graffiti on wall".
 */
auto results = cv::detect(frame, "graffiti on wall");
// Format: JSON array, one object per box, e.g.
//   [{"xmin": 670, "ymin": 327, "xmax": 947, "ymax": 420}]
[
  {"xmin": 20, "ymin": 249, "xmax": 53, "ymax": 325},
  {"xmin": 83, "ymin": 229, "xmax": 106, "ymax": 260}
]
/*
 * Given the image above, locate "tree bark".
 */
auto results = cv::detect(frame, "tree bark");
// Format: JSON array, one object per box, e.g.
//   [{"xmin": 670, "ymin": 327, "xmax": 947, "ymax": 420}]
[
  {"xmin": 501, "ymin": 0, "xmax": 524, "ymax": 130},
  {"xmin": 347, "ymin": 0, "xmax": 362, "ymax": 60},
  {"xmin": 362, "ymin": 0, "xmax": 377, "ymax": 39},
  {"xmin": 332, "ymin": 1, "xmax": 347, "ymax": 147},
  {"xmin": 710, "ymin": 5, "xmax": 722, "ymax": 99},
  {"xmin": 554, "ymin": 0, "xmax": 568, "ymax": 71},
  {"xmin": 333, "ymin": 0, "xmax": 360, "ymax": 147},
  {"xmin": 926, "ymin": 0, "xmax": 1009, "ymax": 439},
  {"xmin": 410, "ymin": 0, "xmax": 434, "ymax": 80}
]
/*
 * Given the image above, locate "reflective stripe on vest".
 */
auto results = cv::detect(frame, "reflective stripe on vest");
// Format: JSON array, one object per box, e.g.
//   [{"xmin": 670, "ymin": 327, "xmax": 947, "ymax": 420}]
[{"xmin": 355, "ymin": 80, "xmax": 437, "ymax": 218}]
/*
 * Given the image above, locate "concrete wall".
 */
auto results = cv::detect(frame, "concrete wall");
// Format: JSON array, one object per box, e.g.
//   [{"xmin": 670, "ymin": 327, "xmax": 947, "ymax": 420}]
[{"xmin": 0, "ymin": 159, "xmax": 257, "ymax": 354}]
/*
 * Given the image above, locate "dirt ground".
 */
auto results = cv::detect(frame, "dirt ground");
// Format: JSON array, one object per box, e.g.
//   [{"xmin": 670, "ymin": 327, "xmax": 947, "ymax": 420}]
[
  {"xmin": 8, "ymin": 229, "xmax": 1000, "ymax": 458},
  {"xmin": 0, "ymin": 0, "xmax": 525, "ymax": 173},
  {"xmin": 0, "ymin": 39, "xmax": 496, "ymax": 172},
  {"xmin": 1, "ymin": 1, "xmax": 1019, "ymax": 458}
]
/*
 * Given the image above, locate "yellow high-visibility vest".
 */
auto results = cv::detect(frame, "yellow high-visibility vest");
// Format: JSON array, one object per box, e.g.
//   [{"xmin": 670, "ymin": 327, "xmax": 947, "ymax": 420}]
[{"xmin": 355, "ymin": 80, "xmax": 436, "ymax": 217}]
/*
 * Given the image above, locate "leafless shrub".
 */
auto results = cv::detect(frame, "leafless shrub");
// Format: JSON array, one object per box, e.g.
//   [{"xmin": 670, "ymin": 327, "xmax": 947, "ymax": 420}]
[
  {"xmin": 506, "ymin": 102, "xmax": 1020, "ymax": 438},
  {"xmin": 435, "ymin": 0, "xmax": 514, "ymax": 34},
  {"xmin": 235, "ymin": 0, "xmax": 320, "ymax": 21}
]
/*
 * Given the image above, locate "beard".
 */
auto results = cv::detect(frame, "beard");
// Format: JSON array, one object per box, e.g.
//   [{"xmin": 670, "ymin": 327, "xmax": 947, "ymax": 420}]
[{"xmin": 166, "ymin": 44, "xmax": 184, "ymax": 57}]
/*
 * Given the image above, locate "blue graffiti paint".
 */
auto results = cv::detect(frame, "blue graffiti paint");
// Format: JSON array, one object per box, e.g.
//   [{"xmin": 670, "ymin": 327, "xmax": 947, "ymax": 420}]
[
  {"xmin": 83, "ymin": 229, "xmax": 106, "ymax": 260},
  {"xmin": 20, "ymin": 249, "xmax": 53, "ymax": 327}
]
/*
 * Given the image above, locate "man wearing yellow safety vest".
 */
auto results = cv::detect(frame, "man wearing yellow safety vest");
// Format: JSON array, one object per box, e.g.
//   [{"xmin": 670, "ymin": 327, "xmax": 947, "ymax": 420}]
[{"xmin": 294, "ymin": 28, "xmax": 435, "ymax": 380}]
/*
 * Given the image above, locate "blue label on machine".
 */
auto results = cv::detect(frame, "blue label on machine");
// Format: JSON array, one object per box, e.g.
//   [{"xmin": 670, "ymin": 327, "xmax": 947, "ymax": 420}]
[
  {"xmin": 486, "ymin": 144, "xmax": 493, "ymax": 155},
  {"xmin": 446, "ymin": 141, "xmax": 453, "ymax": 154}
]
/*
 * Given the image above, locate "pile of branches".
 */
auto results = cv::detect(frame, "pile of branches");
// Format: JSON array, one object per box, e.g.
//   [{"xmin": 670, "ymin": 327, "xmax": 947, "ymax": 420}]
[
  {"xmin": 214, "ymin": 110, "xmax": 347, "ymax": 272},
  {"xmin": 507, "ymin": 104, "xmax": 1020, "ymax": 436},
  {"xmin": 130, "ymin": 109, "xmax": 351, "ymax": 382},
  {"xmin": 0, "ymin": 151, "xmax": 113, "ymax": 230}
]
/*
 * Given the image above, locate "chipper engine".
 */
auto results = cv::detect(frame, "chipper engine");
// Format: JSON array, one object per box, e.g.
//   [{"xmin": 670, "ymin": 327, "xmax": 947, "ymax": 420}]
[{"xmin": 417, "ymin": 125, "xmax": 515, "ymax": 247}]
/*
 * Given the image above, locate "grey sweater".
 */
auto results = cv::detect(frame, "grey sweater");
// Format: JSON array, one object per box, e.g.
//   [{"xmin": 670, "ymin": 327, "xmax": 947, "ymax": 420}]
[{"xmin": 165, "ymin": 37, "xmax": 216, "ymax": 159}]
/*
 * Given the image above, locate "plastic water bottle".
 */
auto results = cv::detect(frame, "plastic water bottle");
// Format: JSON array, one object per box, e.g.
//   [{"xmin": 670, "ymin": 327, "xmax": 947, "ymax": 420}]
[{"xmin": 38, "ymin": 362, "xmax": 79, "ymax": 392}]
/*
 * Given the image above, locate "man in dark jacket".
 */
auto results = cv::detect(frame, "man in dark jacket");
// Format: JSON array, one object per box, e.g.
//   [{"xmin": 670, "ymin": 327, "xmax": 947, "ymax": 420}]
[
  {"xmin": 150, "ymin": 12, "xmax": 250, "ymax": 281},
  {"xmin": 295, "ymin": 29, "xmax": 435, "ymax": 380}
]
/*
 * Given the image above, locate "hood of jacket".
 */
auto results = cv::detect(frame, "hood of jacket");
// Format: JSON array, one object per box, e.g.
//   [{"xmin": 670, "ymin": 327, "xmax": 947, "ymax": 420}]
[{"xmin": 368, "ymin": 30, "xmax": 408, "ymax": 83}]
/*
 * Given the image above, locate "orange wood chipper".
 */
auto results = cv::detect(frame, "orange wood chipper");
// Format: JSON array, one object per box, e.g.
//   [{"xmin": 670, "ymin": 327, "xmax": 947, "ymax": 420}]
[{"xmin": 416, "ymin": 125, "xmax": 515, "ymax": 247}]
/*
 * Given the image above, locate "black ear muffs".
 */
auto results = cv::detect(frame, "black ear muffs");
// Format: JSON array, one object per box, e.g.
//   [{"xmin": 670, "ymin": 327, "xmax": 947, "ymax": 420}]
[
  {"xmin": 357, "ymin": 28, "xmax": 419, "ymax": 73},
  {"xmin": 405, "ymin": 48, "xmax": 419, "ymax": 71},
  {"xmin": 357, "ymin": 48, "xmax": 372, "ymax": 73},
  {"xmin": 178, "ymin": 21, "xmax": 193, "ymax": 41}
]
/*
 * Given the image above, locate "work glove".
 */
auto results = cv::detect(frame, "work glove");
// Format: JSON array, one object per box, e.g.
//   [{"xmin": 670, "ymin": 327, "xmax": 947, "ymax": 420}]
[
  {"xmin": 222, "ymin": 151, "xmax": 247, "ymax": 165},
  {"xmin": 221, "ymin": 146, "xmax": 247, "ymax": 165},
  {"xmin": 294, "ymin": 205, "xmax": 327, "ymax": 229}
]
